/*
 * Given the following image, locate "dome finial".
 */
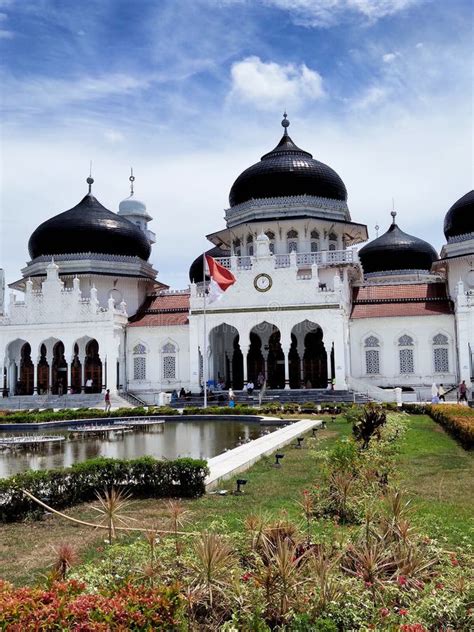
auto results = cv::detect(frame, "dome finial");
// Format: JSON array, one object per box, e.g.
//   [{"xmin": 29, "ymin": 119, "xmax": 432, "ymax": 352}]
[
  {"xmin": 281, "ymin": 111, "xmax": 290, "ymax": 136},
  {"xmin": 129, "ymin": 167, "xmax": 135, "ymax": 196},
  {"xmin": 391, "ymin": 210, "xmax": 397, "ymax": 224},
  {"xmin": 87, "ymin": 160, "xmax": 94, "ymax": 194}
]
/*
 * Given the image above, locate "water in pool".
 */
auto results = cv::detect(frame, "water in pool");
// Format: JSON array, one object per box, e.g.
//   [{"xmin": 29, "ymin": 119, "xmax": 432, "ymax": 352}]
[{"xmin": 0, "ymin": 420, "xmax": 273, "ymax": 477}]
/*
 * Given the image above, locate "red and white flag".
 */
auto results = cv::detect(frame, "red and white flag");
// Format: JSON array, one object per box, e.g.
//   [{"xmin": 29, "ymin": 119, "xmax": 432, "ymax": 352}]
[{"xmin": 205, "ymin": 255, "xmax": 236, "ymax": 303}]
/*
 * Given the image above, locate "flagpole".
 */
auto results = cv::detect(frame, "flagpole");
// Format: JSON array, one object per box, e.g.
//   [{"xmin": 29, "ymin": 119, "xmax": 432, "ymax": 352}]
[{"xmin": 202, "ymin": 253, "xmax": 208, "ymax": 409}]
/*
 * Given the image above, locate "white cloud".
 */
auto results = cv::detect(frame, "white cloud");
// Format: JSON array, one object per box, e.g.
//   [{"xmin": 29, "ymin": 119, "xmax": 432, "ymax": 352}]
[
  {"xmin": 382, "ymin": 52, "xmax": 398, "ymax": 62},
  {"xmin": 103, "ymin": 129, "xmax": 125, "ymax": 143},
  {"xmin": 1, "ymin": 72, "xmax": 151, "ymax": 114},
  {"xmin": 229, "ymin": 56, "xmax": 324, "ymax": 110},
  {"xmin": 0, "ymin": 28, "xmax": 13, "ymax": 38},
  {"xmin": 351, "ymin": 85, "xmax": 387, "ymax": 109},
  {"xmin": 262, "ymin": 0, "xmax": 424, "ymax": 26}
]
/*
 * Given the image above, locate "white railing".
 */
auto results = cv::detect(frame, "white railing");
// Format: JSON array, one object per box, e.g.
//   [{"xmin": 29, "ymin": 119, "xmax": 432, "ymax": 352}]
[
  {"xmin": 214, "ymin": 249, "xmax": 358, "ymax": 271},
  {"xmin": 347, "ymin": 377, "xmax": 397, "ymax": 403}
]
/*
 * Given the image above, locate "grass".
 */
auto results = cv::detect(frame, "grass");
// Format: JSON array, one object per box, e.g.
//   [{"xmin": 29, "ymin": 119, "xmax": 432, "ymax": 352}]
[
  {"xmin": 1, "ymin": 413, "xmax": 472, "ymax": 586},
  {"xmin": 397, "ymin": 413, "xmax": 474, "ymax": 547}
]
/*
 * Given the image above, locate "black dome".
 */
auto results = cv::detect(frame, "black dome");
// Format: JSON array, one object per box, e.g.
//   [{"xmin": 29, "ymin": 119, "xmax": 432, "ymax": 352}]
[
  {"xmin": 359, "ymin": 216, "xmax": 438, "ymax": 275},
  {"xmin": 443, "ymin": 190, "xmax": 474, "ymax": 239},
  {"xmin": 28, "ymin": 191, "xmax": 151, "ymax": 260},
  {"xmin": 189, "ymin": 247, "xmax": 229, "ymax": 283},
  {"xmin": 229, "ymin": 124, "xmax": 347, "ymax": 207}
]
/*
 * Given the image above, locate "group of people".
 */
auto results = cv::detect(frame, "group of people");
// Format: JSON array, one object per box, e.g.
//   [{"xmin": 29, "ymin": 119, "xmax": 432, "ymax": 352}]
[{"xmin": 430, "ymin": 380, "xmax": 470, "ymax": 404}]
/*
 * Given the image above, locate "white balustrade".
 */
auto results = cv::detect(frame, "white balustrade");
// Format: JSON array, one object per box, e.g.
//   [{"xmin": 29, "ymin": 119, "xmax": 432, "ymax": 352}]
[{"xmin": 214, "ymin": 249, "xmax": 357, "ymax": 271}]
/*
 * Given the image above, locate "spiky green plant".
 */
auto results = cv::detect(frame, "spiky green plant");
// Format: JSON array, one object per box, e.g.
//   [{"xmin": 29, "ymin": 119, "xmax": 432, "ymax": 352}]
[{"xmin": 92, "ymin": 486, "xmax": 136, "ymax": 543}]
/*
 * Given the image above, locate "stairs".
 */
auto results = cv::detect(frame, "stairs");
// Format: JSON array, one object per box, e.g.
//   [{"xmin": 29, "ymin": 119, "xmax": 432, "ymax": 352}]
[{"xmin": 0, "ymin": 392, "xmax": 132, "ymax": 411}]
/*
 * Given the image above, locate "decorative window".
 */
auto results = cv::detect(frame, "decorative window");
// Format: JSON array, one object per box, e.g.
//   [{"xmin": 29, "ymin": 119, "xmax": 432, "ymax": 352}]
[
  {"xmin": 310, "ymin": 230, "xmax": 319, "ymax": 239},
  {"xmin": 311, "ymin": 241, "xmax": 318, "ymax": 253},
  {"xmin": 287, "ymin": 230, "xmax": 298, "ymax": 253},
  {"xmin": 162, "ymin": 342, "xmax": 177, "ymax": 381},
  {"xmin": 133, "ymin": 343, "xmax": 147, "ymax": 355},
  {"xmin": 398, "ymin": 335, "xmax": 414, "ymax": 374},
  {"xmin": 232, "ymin": 238, "xmax": 241, "ymax": 256},
  {"xmin": 328, "ymin": 232, "xmax": 337, "ymax": 251},
  {"xmin": 246, "ymin": 234, "xmax": 254, "ymax": 256},
  {"xmin": 133, "ymin": 356, "xmax": 146, "ymax": 380},
  {"xmin": 365, "ymin": 350, "xmax": 380, "ymax": 374},
  {"xmin": 265, "ymin": 231, "xmax": 275, "ymax": 254},
  {"xmin": 398, "ymin": 335, "xmax": 414, "ymax": 347},
  {"xmin": 433, "ymin": 334, "xmax": 449, "ymax": 373},
  {"xmin": 364, "ymin": 336, "xmax": 380, "ymax": 374},
  {"xmin": 364, "ymin": 336, "xmax": 380, "ymax": 348},
  {"xmin": 163, "ymin": 356, "xmax": 176, "ymax": 380},
  {"xmin": 162, "ymin": 342, "xmax": 176, "ymax": 354}
]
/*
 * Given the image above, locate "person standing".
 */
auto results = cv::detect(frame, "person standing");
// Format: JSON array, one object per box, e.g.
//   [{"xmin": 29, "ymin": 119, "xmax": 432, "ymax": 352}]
[
  {"xmin": 431, "ymin": 383, "xmax": 439, "ymax": 403},
  {"xmin": 458, "ymin": 380, "xmax": 468, "ymax": 403},
  {"xmin": 104, "ymin": 389, "xmax": 111, "ymax": 412},
  {"xmin": 438, "ymin": 384, "xmax": 446, "ymax": 402}
]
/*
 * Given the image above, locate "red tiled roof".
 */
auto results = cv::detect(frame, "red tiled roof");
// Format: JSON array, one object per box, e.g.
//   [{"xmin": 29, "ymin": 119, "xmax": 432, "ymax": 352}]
[
  {"xmin": 128, "ymin": 292, "xmax": 190, "ymax": 327},
  {"xmin": 351, "ymin": 283, "xmax": 453, "ymax": 319}
]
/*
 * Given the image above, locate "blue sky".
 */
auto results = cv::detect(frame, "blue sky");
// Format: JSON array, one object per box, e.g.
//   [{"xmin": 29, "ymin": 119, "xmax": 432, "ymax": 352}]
[{"xmin": 0, "ymin": 0, "xmax": 472, "ymax": 288}]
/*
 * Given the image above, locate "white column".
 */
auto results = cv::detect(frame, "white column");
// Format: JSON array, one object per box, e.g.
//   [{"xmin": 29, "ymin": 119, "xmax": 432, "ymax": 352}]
[
  {"xmin": 66, "ymin": 356, "xmax": 73, "ymax": 394},
  {"xmin": 326, "ymin": 341, "xmax": 333, "ymax": 388},
  {"xmin": 241, "ymin": 344, "xmax": 249, "ymax": 385},
  {"xmin": 33, "ymin": 363, "xmax": 38, "ymax": 393},
  {"xmin": 282, "ymin": 343, "xmax": 291, "ymax": 390}
]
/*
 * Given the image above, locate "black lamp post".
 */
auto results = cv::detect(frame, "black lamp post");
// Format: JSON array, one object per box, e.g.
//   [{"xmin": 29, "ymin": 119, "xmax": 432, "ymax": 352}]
[
  {"xmin": 274, "ymin": 453, "xmax": 284, "ymax": 467},
  {"xmin": 296, "ymin": 437, "xmax": 304, "ymax": 448},
  {"xmin": 235, "ymin": 479, "xmax": 247, "ymax": 494}
]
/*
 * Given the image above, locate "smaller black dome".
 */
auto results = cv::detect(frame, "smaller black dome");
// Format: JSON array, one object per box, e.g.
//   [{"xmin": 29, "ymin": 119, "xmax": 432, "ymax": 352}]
[
  {"xmin": 189, "ymin": 247, "xmax": 230, "ymax": 283},
  {"xmin": 443, "ymin": 190, "xmax": 474, "ymax": 239},
  {"xmin": 29, "ymin": 192, "xmax": 151, "ymax": 260},
  {"xmin": 359, "ymin": 216, "xmax": 438, "ymax": 275}
]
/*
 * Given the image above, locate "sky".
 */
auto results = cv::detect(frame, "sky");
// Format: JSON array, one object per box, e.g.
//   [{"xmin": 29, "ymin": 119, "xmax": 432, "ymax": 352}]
[{"xmin": 0, "ymin": 0, "xmax": 472, "ymax": 290}]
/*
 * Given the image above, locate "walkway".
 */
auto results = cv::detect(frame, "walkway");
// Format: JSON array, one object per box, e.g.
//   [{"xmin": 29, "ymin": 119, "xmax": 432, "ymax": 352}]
[{"xmin": 205, "ymin": 417, "xmax": 322, "ymax": 489}]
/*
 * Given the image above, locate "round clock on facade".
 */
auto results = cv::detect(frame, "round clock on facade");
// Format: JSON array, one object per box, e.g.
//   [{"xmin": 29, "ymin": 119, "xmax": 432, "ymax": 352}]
[{"xmin": 254, "ymin": 273, "xmax": 272, "ymax": 292}]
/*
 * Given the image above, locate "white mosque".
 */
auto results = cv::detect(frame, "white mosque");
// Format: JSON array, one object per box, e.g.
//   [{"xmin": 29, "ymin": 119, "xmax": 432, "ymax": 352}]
[{"xmin": 1, "ymin": 115, "xmax": 473, "ymax": 404}]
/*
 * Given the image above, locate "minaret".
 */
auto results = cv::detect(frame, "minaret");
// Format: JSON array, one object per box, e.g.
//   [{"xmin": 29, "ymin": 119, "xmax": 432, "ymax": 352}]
[{"xmin": 118, "ymin": 169, "xmax": 156, "ymax": 245}]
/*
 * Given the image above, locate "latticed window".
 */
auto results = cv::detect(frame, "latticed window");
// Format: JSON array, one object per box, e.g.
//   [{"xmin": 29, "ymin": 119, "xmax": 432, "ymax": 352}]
[
  {"xmin": 365, "ymin": 349, "xmax": 380, "ymax": 374},
  {"xmin": 163, "ymin": 356, "xmax": 176, "ymax": 380},
  {"xmin": 162, "ymin": 342, "xmax": 176, "ymax": 354},
  {"xmin": 328, "ymin": 232, "xmax": 338, "ymax": 251},
  {"xmin": 265, "ymin": 231, "xmax": 275, "ymax": 254},
  {"xmin": 433, "ymin": 334, "xmax": 449, "ymax": 373},
  {"xmin": 310, "ymin": 241, "xmax": 318, "ymax": 252},
  {"xmin": 364, "ymin": 336, "xmax": 380, "ymax": 374},
  {"xmin": 233, "ymin": 238, "xmax": 241, "ymax": 256},
  {"xmin": 133, "ymin": 343, "xmax": 146, "ymax": 354},
  {"xmin": 398, "ymin": 335, "xmax": 414, "ymax": 374},
  {"xmin": 287, "ymin": 229, "xmax": 298, "ymax": 253},
  {"xmin": 133, "ymin": 356, "xmax": 146, "ymax": 380}
]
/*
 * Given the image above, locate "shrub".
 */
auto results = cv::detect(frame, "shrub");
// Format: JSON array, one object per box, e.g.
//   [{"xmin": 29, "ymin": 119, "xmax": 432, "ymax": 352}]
[
  {"xmin": 425, "ymin": 404, "xmax": 474, "ymax": 448},
  {"xmin": 350, "ymin": 403, "xmax": 387, "ymax": 448},
  {"xmin": 0, "ymin": 579, "xmax": 183, "ymax": 630},
  {"xmin": 182, "ymin": 405, "xmax": 257, "ymax": 416},
  {"xmin": 0, "ymin": 456, "xmax": 208, "ymax": 522},
  {"xmin": 0, "ymin": 406, "xmax": 179, "ymax": 425},
  {"xmin": 282, "ymin": 402, "xmax": 301, "ymax": 413}
]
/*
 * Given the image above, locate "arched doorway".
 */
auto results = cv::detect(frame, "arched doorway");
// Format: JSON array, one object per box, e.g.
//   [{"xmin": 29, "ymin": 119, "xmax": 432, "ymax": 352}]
[
  {"xmin": 288, "ymin": 334, "xmax": 300, "ymax": 389},
  {"xmin": 37, "ymin": 344, "xmax": 49, "ymax": 394},
  {"xmin": 52, "ymin": 341, "xmax": 67, "ymax": 395},
  {"xmin": 208, "ymin": 323, "xmax": 243, "ymax": 389},
  {"xmin": 71, "ymin": 343, "xmax": 82, "ymax": 393},
  {"xmin": 84, "ymin": 339, "xmax": 102, "ymax": 392},
  {"xmin": 20, "ymin": 343, "xmax": 34, "ymax": 395},
  {"xmin": 249, "ymin": 322, "xmax": 284, "ymax": 389},
  {"xmin": 304, "ymin": 329, "xmax": 327, "ymax": 388}
]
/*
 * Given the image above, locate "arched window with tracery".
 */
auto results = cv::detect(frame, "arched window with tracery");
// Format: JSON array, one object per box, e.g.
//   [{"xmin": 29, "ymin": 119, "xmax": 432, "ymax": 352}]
[
  {"xmin": 328, "ymin": 232, "xmax": 338, "ymax": 251},
  {"xmin": 162, "ymin": 342, "xmax": 177, "ymax": 381},
  {"xmin": 310, "ymin": 229, "xmax": 319, "ymax": 253},
  {"xmin": 433, "ymin": 333, "xmax": 449, "ymax": 373},
  {"xmin": 364, "ymin": 336, "xmax": 380, "ymax": 375},
  {"xmin": 287, "ymin": 229, "xmax": 298, "ymax": 253},
  {"xmin": 398, "ymin": 335, "xmax": 414, "ymax": 374},
  {"xmin": 265, "ymin": 230, "xmax": 275, "ymax": 254},
  {"xmin": 246, "ymin": 234, "xmax": 254, "ymax": 256},
  {"xmin": 233, "ymin": 238, "xmax": 241, "ymax": 256},
  {"xmin": 133, "ymin": 343, "xmax": 147, "ymax": 381}
]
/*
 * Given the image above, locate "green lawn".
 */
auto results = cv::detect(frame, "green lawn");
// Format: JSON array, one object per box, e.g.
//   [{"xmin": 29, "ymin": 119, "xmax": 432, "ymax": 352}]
[
  {"xmin": 1, "ymin": 413, "xmax": 472, "ymax": 586},
  {"xmin": 397, "ymin": 413, "xmax": 474, "ymax": 547}
]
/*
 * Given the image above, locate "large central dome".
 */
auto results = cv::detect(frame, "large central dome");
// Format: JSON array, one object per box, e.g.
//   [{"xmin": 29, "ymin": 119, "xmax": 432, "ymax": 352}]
[
  {"xmin": 28, "ymin": 179, "xmax": 151, "ymax": 261},
  {"xmin": 228, "ymin": 114, "xmax": 347, "ymax": 208}
]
